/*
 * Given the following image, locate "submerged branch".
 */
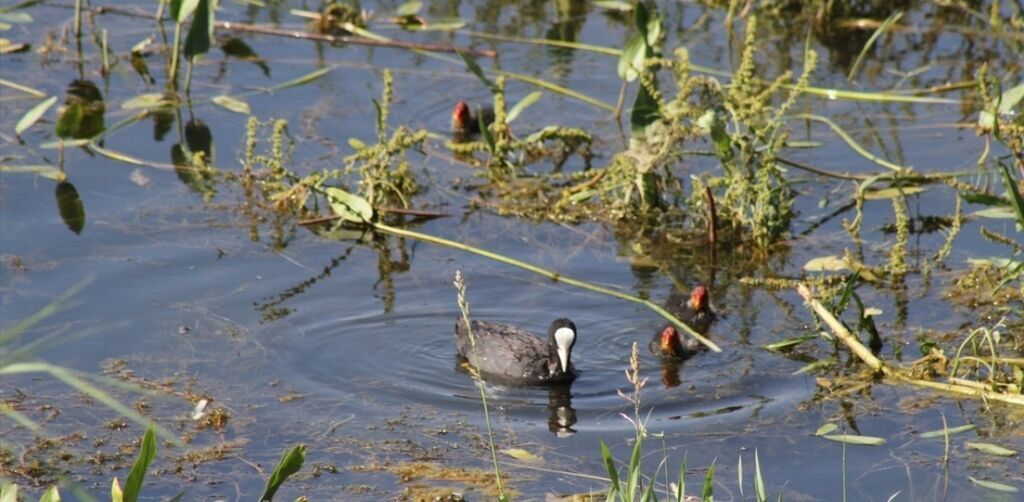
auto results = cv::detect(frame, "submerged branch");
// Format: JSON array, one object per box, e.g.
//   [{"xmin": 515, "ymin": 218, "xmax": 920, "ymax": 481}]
[{"xmin": 797, "ymin": 284, "xmax": 1024, "ymax": 407}]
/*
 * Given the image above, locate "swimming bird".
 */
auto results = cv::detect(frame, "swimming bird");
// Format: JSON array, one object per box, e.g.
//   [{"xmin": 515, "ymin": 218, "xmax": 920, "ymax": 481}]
[
  {"xmin": 455, "ymin": 318, "xmax": 577, "ymax": 385},
  {"xmin": 451, "ymin": 101, "xmax": 495, "ymax": 136},
  {"xmin": 651, "ymin": 285, "xmax": 715, "ymax": 359}
]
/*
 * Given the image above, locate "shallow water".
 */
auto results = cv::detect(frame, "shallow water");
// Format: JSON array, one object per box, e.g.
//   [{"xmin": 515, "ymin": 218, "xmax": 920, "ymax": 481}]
[{"xmin": 2, "ymin": 1, "xmax": 1022, "ymax": 500}]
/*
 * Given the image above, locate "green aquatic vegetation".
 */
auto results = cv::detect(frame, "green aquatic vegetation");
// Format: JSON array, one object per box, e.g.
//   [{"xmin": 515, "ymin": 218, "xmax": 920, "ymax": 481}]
[{"xmin": 345, "ymin": 70, "xmax": 427, "ymax": 209}]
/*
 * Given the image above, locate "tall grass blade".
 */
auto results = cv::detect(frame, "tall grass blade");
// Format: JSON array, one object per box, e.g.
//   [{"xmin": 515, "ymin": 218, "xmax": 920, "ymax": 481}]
[
  {"xmin": 847, "ymin": 11, "xmax": 903, "ymax": 82},
  {"xmin": 123, "ymin": 425, "xmax": 157, "ymax": 502},
  {"xmin": 458, "ymin": 50, "xmax": 496, "ymax": 92},
  {"xmin": 754, "ymin": 449, "xmax": 766, "ymax": 502},
  {"xmin": 701, "ymin": 459, "xmax": 715, "ymax": 501},
  {"xmin": 675, "ymin": 455, "xmax": 687, "ymax": 502},
  {"xmin": 0, "ymin": 274, "xmax": 92, "ymax": 345},
  {"xmin": 39, "ymin": 486, "xmax": 60, "ymax": 502},
  {"xmin": 600, "ymin": 439, "xmax": 622, "ymax": 497},
  {"xmin": 259, "ymin": 444, "xmax": 306, "ymax": 502},
  {"xmin": 998, "ymin": 162, "xmax": 1024, "ymax": 229}
]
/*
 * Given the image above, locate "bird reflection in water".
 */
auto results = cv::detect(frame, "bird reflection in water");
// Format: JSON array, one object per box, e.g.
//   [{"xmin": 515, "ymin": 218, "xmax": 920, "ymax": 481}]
[{"xmin": 546, "ymin": 385, "xmax": 576, "ymax": 437}]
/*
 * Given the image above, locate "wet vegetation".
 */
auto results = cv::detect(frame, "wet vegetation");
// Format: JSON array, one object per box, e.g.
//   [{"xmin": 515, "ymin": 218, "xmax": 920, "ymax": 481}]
[{"xmin": 2, "ymin": 0, "xmax": 1023, "ymax": 499}]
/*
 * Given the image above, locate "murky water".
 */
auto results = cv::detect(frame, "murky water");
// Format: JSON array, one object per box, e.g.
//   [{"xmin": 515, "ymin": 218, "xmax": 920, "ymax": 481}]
[{"xmin": 2, "ymin": 1, "xmax": 1022, "ymax": 500}]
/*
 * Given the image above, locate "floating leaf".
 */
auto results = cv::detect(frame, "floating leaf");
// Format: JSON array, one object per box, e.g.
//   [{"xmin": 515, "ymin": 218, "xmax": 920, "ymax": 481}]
[
  {"xmin": 0, "ymin": 164, "xmax": 66, "ymax": 181},
  {"xmin": 131, "ymin": 37, "xmax": 153, "ymax": 53},
  {"xmin": 15, "ymin": 95, "xmax": 57, "ymax": 136},
  {"xmin": 966, "ymin": 442, "xmax": 1017, "ymax": 456},
  {"xmin": 793, "ymin": 359, "xmax": 835, "ymax": 374},
  {"xmin": 0, "ymin": 12, "xmax": 33, "ymax": 23},
  {"xmin": 919, "ymin": 423, "xmax": 975, "ymax": 439},
  {"xmin": 959, "ymin": 190, "xmax": 1007, "ymax": 207},
  {"xmin": 326, "ymin": 187, "xmax": 373, "ymax": 223},
  {"xmin": 55, "ymin": 180, "xmax": 85, "ymax": 235},
  {"xmin": 593, "ymin": 0, "xmax": 633, "ymax": 11},
  {"xmin": 821, "ymin": 434, "xmax": 886, "ymax": 446},
  {"xmin": 0, "ymin": 39, "xmax": 30, "ymax": 54},
  {"xmin": 971, "ymin": 207, "xmax": 1015, "ymax": 219},
  {"xmin": 815, "ymin": 423, "xmax": 839, "ymax": 436},
  {"xmin": 395, "ymin": 0, "xmax": 421, "ymax": 17},
  {"xmin": 348, "ymin": 138, "xmax": 367, "ymax": 150},
  {"xmin": 764, "ymin": 334, "xmax": 817, "ymax": 352},
  {"xmin": 505, "ymin": 91, "xmax": 541, "ymax": 124},
  {"xmin": 260, "ymin": 444, "xmax": 306, "ymax": 502},
  {"xmin": 863, "ymin": 186, "xmax": 926, "ymax": 200},
  {"xmin": 968, "ymin": 477, "xmax": 1019, "ymax": 493},
  {"xmin": 122, "ymin": 93, "xmax": 171, "ymax": 110},
  {"xmin": 268, "ymin": 66, "xmax": 331, "ymax": 92},
  {"xmin": 803, "ymin": 255, "xmax": 851, "ymax": 272},
  {"xmin": 405, "ymin": 18, "xmax": 465, "ymax": 31},
  {"xmin": 211, "ymin": 95, "xmax": 250, "ymax": 115},
  {"xmin": 502, "ymin": 448, "xmax": 540, "ymax": 462},
  {"xmin": 183, "ymin": 0, "xmax": 214, "ymax": 60}
]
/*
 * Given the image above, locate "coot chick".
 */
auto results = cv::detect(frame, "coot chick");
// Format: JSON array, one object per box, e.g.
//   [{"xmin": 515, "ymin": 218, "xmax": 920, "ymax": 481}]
[
  {"xmin": 451, "ymin": 101, "xmax": 495, "ymax": 136},
  {"xmin": 651, "ymin": 285, "xmax": 714, "ymax": 359},
  {"xmin": 455, "ymin": 318, "xmax": 577, "ymax": 385}
]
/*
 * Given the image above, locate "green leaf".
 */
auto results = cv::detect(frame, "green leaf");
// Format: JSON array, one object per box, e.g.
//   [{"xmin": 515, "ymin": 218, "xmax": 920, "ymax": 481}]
[
  {"xmin": 0, "ymin": 12, "xmax": 33, "ymax": 24},
  {"xmin": 505, "ymin": 91, "xmax": 541, "ymax": 124},
  {"xmin": 0, "ymin": 164, "xmax": 65, "ymax": 181},
  {"xmin": 968, "ymin": 477, "xmax": 1019, "ymax": 493},
  {"xmin": 501, "ymin": 448, "xmax": 540, "ymax": 462},
  {"xmin": 793, "ymin": 359, "xmax": 835, "ymax": 374},
  {"xmin": 998, "ymin": 162, "xmax": 1024, "ymax": 229},
  {"xmin": 326, "ymin": 187, "xmax": 373, "ymax": 223},
  {"xmin": 0, "ymin": 481, "xmax": 17, "ymax": 502},
  {"xmin": 617, "ymin": 34, "xmax": 646, "ymax": 81},
  {"xmin": 997, "ymin": 83, "xmax": 1024, "ymax": 115},
  {"xmin": 111, "ymin": 478, "xmax": 123, "ymax": 502},
  {"xmin": 15, "ymin": 95, "xmax": 56, "ymax": 136},
  {"xmin": 815, "ymin": 423, "xmax": 839, "ymax": 436},
  {"xmin": 458, "ymin": 51, "xmax": 496, "ymax": 93},
  {"xmin": 965, "ymin": 442, "xmax": 1017, "ymax": 456},
  {"xmin": 211, "ymin": 95, "xmax": 250, "ymax": 115},
  {"xmin": 121, "ymin": 93, "xmax": 171, "ymax": 110},
  {"xmin": 919, "ymin": 423, "xmax": 975, "ymax": 439},
  {"xmin": 864, "ymin": 186, "xmax": 929, "ymax": 199},
  {"xmin": 959, "ymin": 190, "xmax": 1008, "ymax": 207},
  {"xmin": 170, "ymin": 0, "xmax": 199, "ymax": 23},
  {"xmin": 598, "ymin": 440, "xmax": 620, "ymax": 497},
  {"xmin": 629, "ymin": 78, "xmax": 659, "ymax": 138},
  {"xmin": 395, "ymin": 0, "xmax": 421, "ymax": 17},
  {"xmin": 803, "ymin": 255, "xmax": 851, "ymax": 272},
  {"xmin": 268, "ymin": 67, "xmax": 332, "ymax": 92},
  {"xmin": 55, "ymin": 180, "xmax": 85, "ymax": 235},
  {"xmin": 763, "ymin": 334, "xmax": 817, "ymax": 352},
  {"xmin": 260, "ymin": 444, "xmax": 306, "ymax": 502},
  {"xmin": 55, "ymin": 102, "xmax": 83, "ymax": 139},
  {"xmin": 971, "ymin": 207, "xmax": 1016, "ymax": 219},
  {"xmin": 821, "ymin": 434, "xmax": 886, "ymax": 446},
  {"xmin": 701, "ymin": 459, "xmax": 715, "ymax": 501},
  {"xmin": 123, "ymin": 425, "xmax": 157, "ymax": 502},
  {"xmin": 593, "ymin": 1, "xmax": 633, "ymax": 12},
  {"xmin": 38, "ymin": 486, "xmax": 60, "ymax": 502},
  {"xmin": 183, "ymin": 0, "xmax": 214, "ymax": 60}
]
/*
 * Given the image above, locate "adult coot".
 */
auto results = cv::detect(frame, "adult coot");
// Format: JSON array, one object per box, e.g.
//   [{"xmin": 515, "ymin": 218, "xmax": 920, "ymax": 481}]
[
  {"xmin": 651, "ymin": 285, "xmax": 714, "ymax": 359},
  {"xmin": 455, "ymin": 318, "xmax": 577, "ymax": 385}
]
